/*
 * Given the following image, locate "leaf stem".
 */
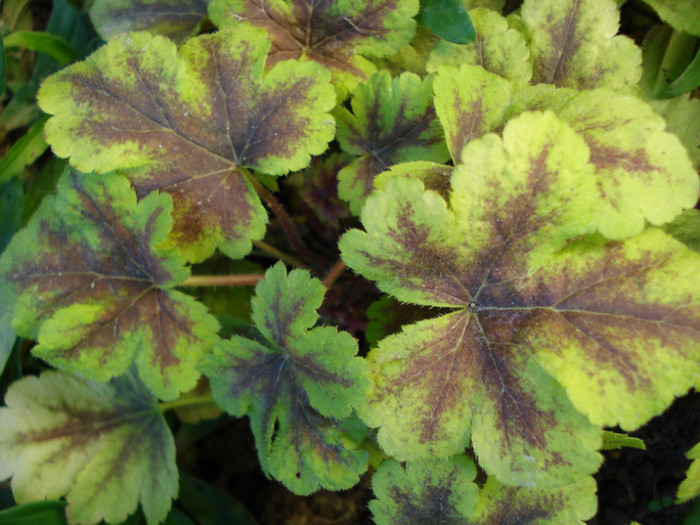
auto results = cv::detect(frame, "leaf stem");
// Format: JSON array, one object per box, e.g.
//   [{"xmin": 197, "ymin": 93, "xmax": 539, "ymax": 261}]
[
  {"xmin": 246, "ymin": 172, "xmax": 326, "ymax": 270},
  {"xmin": 181, "ymin": 274, "xmax": 264, "ymax": 287},
  {"xmin": 322, "ymin": 260, "xmax": 347, "ymax": 289},
  {"xmin": 253, "ymin": 239, "xmax": 309, "ymax": 269},
  {"xmin": 157, "ymin": 394, "xmax": 215, "ymax": 413}
]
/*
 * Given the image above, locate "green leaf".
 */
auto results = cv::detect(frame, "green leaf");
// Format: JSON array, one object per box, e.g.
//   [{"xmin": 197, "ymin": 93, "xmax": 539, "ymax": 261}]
[
  {"xmin": 663, "ymin": 46, "xmax": 700, "ymax": 98},
  {"xmin": 341, "ymin": 110, "xmax": 700, "ymax": 485},
  {"xmin": 427, "ymin": 7, "xmax": 532, "ymax": 88},
  {"xmin": 370, "ymin": 456, "xmax": 479, "ymax": 524},
  {"xmin": 0, "ymin": 500, "xmax": 67, "ymax": 525},
  {"xmin": 37, "ymin": 27, "xmax": 335, "ymax": 262},
  {"xmin": 370, "ymin": 456, "xmax": 597, "ymax": 524},
  {"xmin": 601, "ymin": 430, "xmax": 646, "ymax": 451},
  {"xmin": 335, "ymin": 71, "xmax": 449, "ymax": 214},
  {"xmin": 0, "ymin": 370, "xmax": 178, "ymax": 525},
  {"xmin": 520, "ymin": 0, "xmax": 641, "ymax": 92},
  {"xmin": 640, "ymin": 0, "xmax": 700, "ymax": 36},
  {"xmin": 0, "ymin": 33, "xmax": 5, "ymax": 95},
  {"xmin": 208, "ymin": 0, "xmax": 419, "ymax": 95},
  {"xmin": 200, "ymin": 262, "xmax": 370, "ymax": 494},
  {"xmin": 417, "ymin": 0, "xmax": 476, "ymax": 45},
  {"xmin": 432, "ymin": 64, "xmax": 511, "ymax": 163},
  {"xmin": 178, "ymin": 474, "xmax": 258, "ymax": 525},
  {"xmin": 678, "ymin": 442, "xmax": 700, "ymax": 502},
  {"xmin": 2, "ymin": 31, "xmax": 79, "ymax": 65},
  {"xmin": 0, "ymin": 179, "xmax": 22, "ymax": 377},
  {"xmin": 0, "ymin": 169, "xmax": 220, "ymax": 400},
  {"xmin": 0, "ymin": 115, "xmax": 49, "ymax": 185},
  {"xmin": 553, "ymin": 89, "xmax": 699, "ymax": 239},
  {"xmin": 89, "ymin": 0, "xmax": 209, "ymax": 42},
  {"xmin": 663, "ymin": 209, "xmax": 700, "ymax": 252}
]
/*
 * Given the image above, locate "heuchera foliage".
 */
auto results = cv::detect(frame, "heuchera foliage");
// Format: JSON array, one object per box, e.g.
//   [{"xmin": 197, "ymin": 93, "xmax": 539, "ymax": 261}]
[{"xmin": 0, "ymin": 0, "xmax": 699, "ymax": 523}]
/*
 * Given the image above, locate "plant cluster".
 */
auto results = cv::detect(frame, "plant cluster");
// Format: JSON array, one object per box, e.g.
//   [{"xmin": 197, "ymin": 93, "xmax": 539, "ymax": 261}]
[{"xmin": 1, "ymin": 0, "xmax": 700, "ymax": 523}]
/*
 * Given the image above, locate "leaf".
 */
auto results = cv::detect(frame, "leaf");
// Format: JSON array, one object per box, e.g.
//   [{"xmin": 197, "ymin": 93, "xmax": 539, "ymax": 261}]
[
  {"xmin": 417, "ymin": 0, "xmax": 476, "ymax": 45},
  {"xmin": 0, "ymin": 501, "xmax": 67, "ymax": 525},
  {"xmin": 432, "ymin": 64, "xmax": 511, "ymax": 164},
  {"xmin": 553, "ymin": 89, "xmax": 699, "ymax": 239},
  {"xmin": 601, "ymin": 430, "xmax": 646, "ymax": 451},
  {"xmin": 200, "ymin": 262, "xmax": 370, "ymax": 494},
  {"xmin": 663, "ymin": 46, "xmax": 700, "ymax": 98},
  {"xmin": 678, "ymin": 442, "xmax": 700, "ymax": 502},
  {"xmin": 520, "ymin": 0, "xmax": 641, "ymax": 92},
  {"xmin": 0, "ymin": 179, "xmax": 22, "ymax": 377},
  {"xmin": 37, "ymin": 27, "xmax": 335, "ymax": 262},
  {"xmin": 89, "ymin": 0, "xmax": 209, "ymax": 42},
  {"xmin": 295, "ymin": 152, "xmax": 351, "ymax": 230},
  {"xmin": 0, "ymin": 115, "xmax": 49, "ymax": 185},
  {"xmin": 663, "ymin": 209, "xmax": 700, "ymax": 253},
  {"xmin": 0, "ymin": 370, "xmax": 178, "ymax": 525},
  {"xmin": 340, "ymin": 110, "xmax": 700, "ymax": 484},
  {"xmin": 427, "ymin": 8, "xmax": 532, "ymax": 88},
  {"xmin": 208, "ymin": 0, "xmax": 419, "ymax": 94},
  {"xmin": 0, "ymin": 169, "xmax": 220, "ymax": 400},
  {"xmin": 178, "ymin": 474, "xmax": 258, "ymax": 525},
  {"xmin": 335, "ymin": 71, "xmax": 449, "ymax": 214},
  {"xmin": 640, "ymin": 0, "xmax": 700, "ymax": 36},
  {"xmin": 2, "ymin": 31, "xmax": 79, "ymax": 65},
  {"xmin": 370, "ymin": 456, "xmax": 597, "ymax": 524}
]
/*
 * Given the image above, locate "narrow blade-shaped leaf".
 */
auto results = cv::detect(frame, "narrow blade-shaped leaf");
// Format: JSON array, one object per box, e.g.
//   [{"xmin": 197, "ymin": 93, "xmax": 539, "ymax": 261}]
[
  {"xmin": 0, "ymin": 169, "xmax": 219, "ymax": 400},
  {"xmin": 200, "ymin": 263, "xmax": 370, "ymax": 494},
  {"xmin": 0, "ymin": 371, "xmax": 177, "ymax": 525},
  {"xmin": 38, "ymin": 28, "xmax": 335, "ymax": 262}
]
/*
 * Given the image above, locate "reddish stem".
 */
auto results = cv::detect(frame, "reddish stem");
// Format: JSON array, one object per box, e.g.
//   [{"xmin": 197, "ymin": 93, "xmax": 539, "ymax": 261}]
[{"xmin": 322, "ymin": 260, "xmax": 347, "ymax": 289}]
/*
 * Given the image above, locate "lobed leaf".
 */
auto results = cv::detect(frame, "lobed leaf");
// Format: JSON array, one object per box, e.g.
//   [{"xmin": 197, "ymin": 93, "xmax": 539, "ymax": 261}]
[
  {"xmin": 208, "ymin": 0, "xmax": 419, "ymax": 95},
  {"xmin": 37, "ymin": 28, "xmax": 335, "ymax": 262},
  {"xmin": 520, "ymin": 0, "xmax": 641, "ymax": 92},
  {"xmin": 427, "ymin": 8, "xmax": 532, "ymax": 88},
  {"xmin": 0, "ymin": 370, "xmax": 177, "ymax": 525},
  {"xmin": 335, "ymin": 71, "xmax": 449, "ymax": 214},
  {"xmin": 0, "ymin": 169, "xmax": 219, "ymax": 400},
  {"xmin": 89, "ymin": 0, "xmax": 209, "ymax": 42},
  {"xmin": 678, "ymin": 442, "xmax": 700, "ymax": 503},
  {"xmin": 341, "ymin": 110, "xmax": 700, "ymax": 484},
  {"xmin": 200, "ymin": 262, "xmax": 370, "ymax": 494}
]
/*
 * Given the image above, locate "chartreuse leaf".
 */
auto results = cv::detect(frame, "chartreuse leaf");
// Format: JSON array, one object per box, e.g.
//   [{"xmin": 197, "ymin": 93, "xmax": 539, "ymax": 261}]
[
  {"xmin": 341, "ymin": 110, "xmax": 700, "ymax": 485},
  {"xmin": 370, "ymin": 456, "xmax": 596, "ymax": 524},
  {"xmin": 427, "ymin": 8, "xmax": 532, "ymax": 88},
  {"xmin": 678, "ymin": 442, "xmax": 700, "ymax": 503},
  {"xmin": 553, "ymin": 89, "xmax": 699, "ymax": 239},
  {"xmin": 208, "ymin": 0, "xmax": 419, "ymax": 95},
  {"xmin": 89, "ymin": 0, "xmax": 209, "ymax": 42},
  {"xmin": 640, "ymin": 0, "xmax": 700, "ymax": 36},
  {"xmin": 417, "ymin": 0, "xmax": 475, "ymax": 45},
  {"xmin": 520, "ymin": 0, "xmax": 641, "ymax": 92},
  {"xmin": 432, "ymin": 65, "xmax": 511, "ymax": 164},
  {"xmin": 0, "ymin": 169, "xmax": 219, "ymax": 400},
  {"xmin": 335, "ymin": 71, "xmax": 449, "ymax": 214},
  {"xmin": 0, "ymin": 370, "xmax": 177, "ymax": 525},
  {"xmin": 37, "ymin": 27, "xmax": 335, "ymax": 262},
  {"xmin": 200, "ymin": 263, "xmax": 370, "ymax": 494}
]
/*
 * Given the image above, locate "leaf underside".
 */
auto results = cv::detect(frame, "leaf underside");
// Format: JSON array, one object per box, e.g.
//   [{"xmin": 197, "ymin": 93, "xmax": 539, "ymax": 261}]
[
  {"xmin": 0, "ymin": 169, "xmax": 219, "ymax": 400},
  {"xmin": 0, "ymin": 370, "xmax": 177, "ymax": 525}
]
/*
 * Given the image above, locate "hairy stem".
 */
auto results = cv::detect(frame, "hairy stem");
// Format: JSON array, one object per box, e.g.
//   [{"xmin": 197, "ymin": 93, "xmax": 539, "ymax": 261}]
[
  {"xmin": 322, "ymin": 260, "xmax": 347, "ymax": 289},
  {"xmin": 181, "ymin": 274, "xmax": 264, "ymax": 287}
]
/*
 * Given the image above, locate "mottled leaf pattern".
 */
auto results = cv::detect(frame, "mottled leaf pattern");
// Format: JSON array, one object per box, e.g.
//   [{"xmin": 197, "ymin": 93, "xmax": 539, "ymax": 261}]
[
  {"xmin": 336, "ymin": 71, "xmax": 449, "ymax": 214},
  {"xmin": 520, "ymin": 0, "xmax": 641, "ymax": 92},
  {"xmin": 341, "ymin": 111, "xmax": 700, "ymax": 484},
  {"xmin": 89, "ymin": 0, "xmax": 209, "ymax": 42},
  {"xmin": 0, "ymin": 370, "xmax": 177, "ymax": 525},
  {"xmin": 208, "ymin": 0, "xmax": 419, "ymax": 94},
  {"xmin": 38, "ymin": 28, "xmax": 335, "ymax": 262},
  {"xmin": 200, "ymin": 263, "xmax": 369, "ymax": 494},
  {"xmin": 0, "ymin": 169, "xmax": 219, "ymax": 400}
]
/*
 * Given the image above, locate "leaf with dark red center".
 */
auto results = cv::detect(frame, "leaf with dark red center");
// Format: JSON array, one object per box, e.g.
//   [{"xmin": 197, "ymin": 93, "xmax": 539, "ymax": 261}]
[
  {"xmin": 520, "ymin": 0, "xmax": 641, "ymax": 92},
  {"xmin": 335, "ymin": 71, "xmax": 449, "ymax": 214},
  {"xmin": 37, "ymin": 28, "xmax": 336, "ymax": 262},
  {"xmin": 0, "ymin": 370, "xmax": 177, "ymax": 525},
  {"xmin": 341, "ymin": 110, "xmax": 700, "ymax": 484},
  {"xmin": 89, "ymin": 0, "xmax": 209, "ymax": 42},
  {"xmin": 370, "ymin": 455, "xmax": 596, "ymax": 525},
  {"xmin": 0, "ymin": 169, "xmax": 219, "ymax": 400},
  {"xmin": 200, "ymin": 262, "xmax": 370, "ymax": 494},
  {"xmin": 208, "ymin": 0, "xmax": 419, "ymax": 95}
]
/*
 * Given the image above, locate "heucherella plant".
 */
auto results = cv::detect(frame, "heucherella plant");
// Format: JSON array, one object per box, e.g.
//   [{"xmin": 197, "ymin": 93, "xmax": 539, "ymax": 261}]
[{"xmin": 0, "ymin": 0, "xmax": 699, "ymax": 523}]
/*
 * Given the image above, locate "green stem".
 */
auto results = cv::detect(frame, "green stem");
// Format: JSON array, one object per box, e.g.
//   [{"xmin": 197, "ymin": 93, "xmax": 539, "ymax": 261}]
[
  {"xmin": 157, "ymin": 394, "xmax": 215, "ymax": 413},
  {"xmin": 253, "ymin": 239, "xmax": 309, "ymax": 269},
  {"xmin": 181, "ymin": 274, "xmax": 264, "ymax": 287}
]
